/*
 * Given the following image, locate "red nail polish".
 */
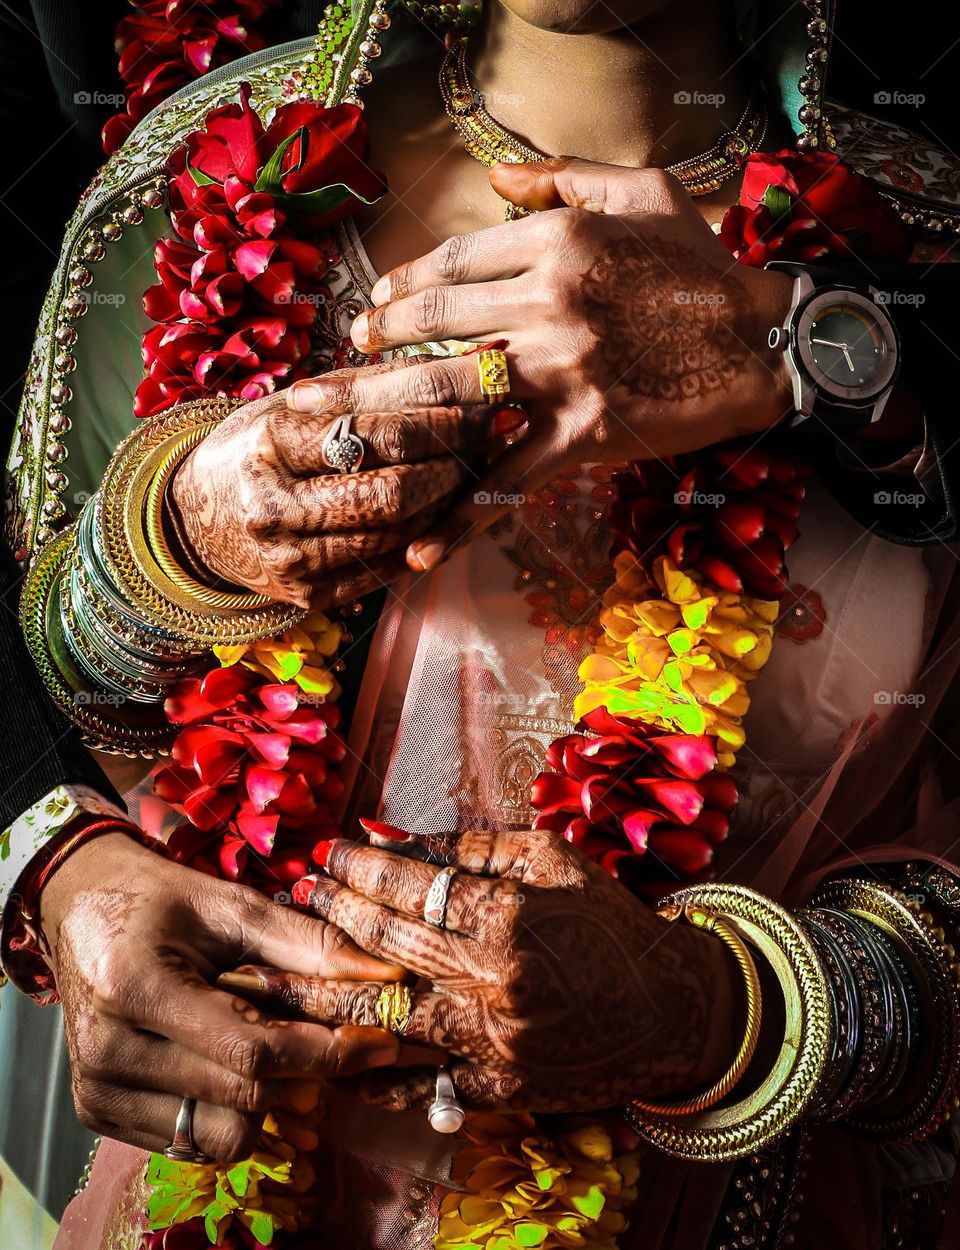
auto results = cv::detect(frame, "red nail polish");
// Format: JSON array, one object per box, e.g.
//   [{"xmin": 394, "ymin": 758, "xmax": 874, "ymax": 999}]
[
  {"xmin": 292, "ymin": 875, "xmax": 318, "ymax": 906},
  {"xmin": 490, "ymin": 405, "xmax": 527, "ymax": 437},
  {"xmin": 359, "ymin": 817, "xmax": 411, "ymax": 841},
  {"xmin": 312, "ymin": 840, "xmax": 335, "ymax": 869}
]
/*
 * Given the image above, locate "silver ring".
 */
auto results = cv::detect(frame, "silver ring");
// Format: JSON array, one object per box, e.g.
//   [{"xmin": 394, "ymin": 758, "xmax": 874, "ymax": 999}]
[
  {"xmin": 163, "ymin": 1096, "xmax": 209, "ymax": 1163},
  {"xmin": 428, "ymin": 1067, "xmax": 465, "ymax": 1134},
  {"xmin": 423, "ymin": 865, "xmax": 456, "ymax": 929},
  {"xmin": 321, "ymin": 414, "xmax": 365, "ymax": 474}
]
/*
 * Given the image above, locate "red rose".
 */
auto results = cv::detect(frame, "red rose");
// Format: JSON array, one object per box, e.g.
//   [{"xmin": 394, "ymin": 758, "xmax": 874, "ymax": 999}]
[
  {"xmin": 259, "ymin": 100, "xmax": 387, "ymax": 219},
  {"xmin": 721, "ymin": 148, "xmax": 909, "ymax": 267}
]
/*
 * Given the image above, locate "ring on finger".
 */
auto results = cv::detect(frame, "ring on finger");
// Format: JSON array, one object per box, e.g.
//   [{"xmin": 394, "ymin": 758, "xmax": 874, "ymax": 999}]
[
  {"xmin": 164, "ymin": 1096, "xmax": 210, "ymax": 1163},
  {"xmin": 477, "ymin": 348, "xmax": 510, "ymax": 402},
  {"xmin": 423, "ymin": 865, "xmax": 457, "ymax": 929},
  {"xmin": 428, "ymin": 1066, "xmax": 465, "ymax": 1134},
  {"xmin": 375, "ymin": 982, "xmax": 413, "ymax": 1036},
  {"xmin": 322, "ymin": 414, "xmax": 366, "ymax": 474}
]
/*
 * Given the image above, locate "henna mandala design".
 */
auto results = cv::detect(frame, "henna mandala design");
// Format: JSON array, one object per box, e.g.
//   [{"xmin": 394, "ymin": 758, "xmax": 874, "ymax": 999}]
[{"xmin": 580, "ymin": 236, "xmax": 750, "ymax": 402}]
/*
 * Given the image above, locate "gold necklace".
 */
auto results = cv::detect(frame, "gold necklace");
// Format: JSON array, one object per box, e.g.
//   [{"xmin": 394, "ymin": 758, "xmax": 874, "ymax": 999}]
[{"xmin": 439, "ymin": 38, "xmax": 768, "ymax": 216}]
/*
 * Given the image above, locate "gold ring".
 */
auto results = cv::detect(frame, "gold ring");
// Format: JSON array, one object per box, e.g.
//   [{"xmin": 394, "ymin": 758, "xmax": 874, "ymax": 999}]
[
  {"xmin": 375, "ymin": 983, "xmax": 412, "ymax": 1035},
  {"xmin": 477, "ymin": 348, "xmax": 510, "ymax": 401}
]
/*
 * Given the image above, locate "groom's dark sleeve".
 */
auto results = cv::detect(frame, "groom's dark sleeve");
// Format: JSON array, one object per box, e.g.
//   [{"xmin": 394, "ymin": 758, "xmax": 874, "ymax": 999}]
[
  {"xmin": 0, "ymin": 545, "xmax": 119, "ymax": 829},
  {"xmin": 814, "ymin": 262, "xmax": 959, "ymax": 545}
]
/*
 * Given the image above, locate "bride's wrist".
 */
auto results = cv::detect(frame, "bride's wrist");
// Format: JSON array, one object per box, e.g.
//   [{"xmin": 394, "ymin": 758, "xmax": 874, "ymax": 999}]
[{"xmin": 167, "ymin": 454, "xmax": 241, "ymax": 592}]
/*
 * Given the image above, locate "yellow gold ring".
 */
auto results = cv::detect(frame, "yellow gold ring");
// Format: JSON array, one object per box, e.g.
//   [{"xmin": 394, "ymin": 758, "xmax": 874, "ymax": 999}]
[
  {"xmin": 477, "ymin": 348, "xmax": 510, "ymax": 401},
  {"xmin": 375, "ymin": 983, "xmax": 412, "ymax": 1035}
]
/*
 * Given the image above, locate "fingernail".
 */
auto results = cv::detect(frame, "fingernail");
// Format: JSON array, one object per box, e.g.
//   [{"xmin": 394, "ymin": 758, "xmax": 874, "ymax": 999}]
[
  {"xmin": 370, "ymin": 276, "xmax": 390, "ymax": 305},
  {"xmin": 288, "ymin": 384, "xmax": 328, "ymax": 414},
  {"xmin": 490, "ymin": 405, "xmax": 527, "ymax": 437},
  {"xmin": 292, "ymin": 874, "xmax": 319, "ymax": 906},
  {"xmin": 217, "ymin": 969, "xmax": 267, "ymax": 994},
  {"xmin": 407, "ymin": 540, "xmax": 445, "ymax": 573},
  {"xmin": 313, "ymin": 839, "xmax": 335, "ymax": 869},
  {"xmin": 359, "ymin": 817, "xmax": 411, "ymax": 842},
  {"xmin": 351, "ymin": 313, "xmax": 369, "ymax": 350}
]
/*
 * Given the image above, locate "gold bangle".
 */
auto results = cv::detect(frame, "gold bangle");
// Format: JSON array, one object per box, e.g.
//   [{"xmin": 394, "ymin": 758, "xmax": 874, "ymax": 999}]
[
  {"xmin": 631, "ymin": 903, "xmax": 762, "ymax": 1116},
  {"xmin": 20, "ymin": 526, "xmax": 173, "ymax": 755},
  {"xmin": 98, "ymin": 399, "xmax": 304, "ymax": 646},
  {"xmin": 139, "ymin": 426, "xmax": 270, "ymax": 613},
  {"xmin": 626, "ymin": 884, "xmax": 831, "ymax": 1162}
]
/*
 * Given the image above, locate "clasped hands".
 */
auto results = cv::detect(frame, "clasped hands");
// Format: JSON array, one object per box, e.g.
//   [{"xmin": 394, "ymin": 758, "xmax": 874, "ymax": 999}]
[
  {"xmin": 227, "ymin": 824, "xmax": 740, "ymax": 1116},
  {"xmin": 172, "ymin": 158, "xmax": 793, "ymax": 606}
]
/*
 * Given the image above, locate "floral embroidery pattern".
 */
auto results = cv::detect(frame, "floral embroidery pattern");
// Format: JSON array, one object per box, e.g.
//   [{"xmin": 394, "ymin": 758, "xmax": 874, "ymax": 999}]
[{"xmin": 776, "ymin": 584, "xmax": 827, "ymax": 644}]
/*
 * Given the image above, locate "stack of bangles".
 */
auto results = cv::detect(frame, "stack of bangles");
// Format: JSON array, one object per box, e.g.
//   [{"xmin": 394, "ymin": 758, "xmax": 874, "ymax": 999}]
[
  {"xmin": 626, "ymin": 876, "xmax": 960, "ymax": 1159},
  {"xmin": 29, "ymin": 400, "xmax": 306, "ymax": 743}
]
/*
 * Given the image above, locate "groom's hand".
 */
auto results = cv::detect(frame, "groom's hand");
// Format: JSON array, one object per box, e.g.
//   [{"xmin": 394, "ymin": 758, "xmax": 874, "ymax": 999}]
[{"xmin": 231, "ymin": 827, "xmax": 741, "ymax": 1115}]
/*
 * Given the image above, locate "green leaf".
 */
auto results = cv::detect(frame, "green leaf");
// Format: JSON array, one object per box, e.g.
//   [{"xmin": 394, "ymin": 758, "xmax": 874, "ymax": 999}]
[
  {"xmin": 254, "ymin": 130, "xmax": 303, "ymax": 195},
  {"xmin": 186, "ymin": 158, "xmax": 218, "ymax": 188},
  {"xmin": 762, "ymin": 184, "xmax": 792, "ymax": 230},
  {"xmin": 273, "ymin": 181, "xmax": 382, "ymax": 216}
]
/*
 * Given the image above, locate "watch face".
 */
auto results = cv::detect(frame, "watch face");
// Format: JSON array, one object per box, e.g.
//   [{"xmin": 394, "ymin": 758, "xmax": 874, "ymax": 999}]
[
  {"xmin": 808, "ymin": 304, "xmax": 886, "ymax": 388},
  {"xmin": 795, "ymin": 289, "xmax": 899, "ymax": 405}
]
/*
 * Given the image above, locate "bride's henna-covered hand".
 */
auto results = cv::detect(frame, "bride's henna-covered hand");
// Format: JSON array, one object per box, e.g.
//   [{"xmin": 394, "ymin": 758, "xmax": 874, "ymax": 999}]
[
  {"xmin": 285, "ymin": 159, "xmax": 793, "ymax": 573},
  {"xmin": 171, "ymin": 381, "xmax": 523, "ymax": 607},
  {"xmin": 233, "ymin": 828, "xmax": 741, "ymax": 1114},
  {"xmin": 39, "ymin": 833, "xmax": 403, "ymax": 1159}
]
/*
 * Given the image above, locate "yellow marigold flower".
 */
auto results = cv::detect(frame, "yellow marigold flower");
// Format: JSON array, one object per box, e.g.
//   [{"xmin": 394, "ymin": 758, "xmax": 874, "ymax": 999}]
[
  {"xmin": 215, "ymin": 610, "xmax": 342, "ymax": 698},
  {"xmin": 146, "ymin": 1087, "xmax": 325, "ymax": 1244},
  {"xmin": 436, "ymin": 1113, "xmax": 638, "ymax": 1250},
  {"xmin": 574, "ymin": 554, "xmax": 778, "ymax": 766}
]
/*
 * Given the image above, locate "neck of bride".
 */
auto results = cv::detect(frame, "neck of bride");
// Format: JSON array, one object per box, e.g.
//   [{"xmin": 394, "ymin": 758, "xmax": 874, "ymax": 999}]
[{"xmin": 471, "ymin": 0, "xmax": 750, "ymax": 171}]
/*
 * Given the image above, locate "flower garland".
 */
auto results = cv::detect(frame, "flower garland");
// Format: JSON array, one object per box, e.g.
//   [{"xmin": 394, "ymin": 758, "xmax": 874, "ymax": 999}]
[
  {"xmin": 136, "ymin": 88, "xmax": 385, "ymax": 1247},
  {"xmin": 103, "ymin": 0, "xmax": 280, "ymax": 155},
  {"xmin": 133, "ymin": 88, "xmax": 909, "ymax": 1250},
  {"xmin": 530, "ymin": 150, "xmax": 909, "ymax": 900}
]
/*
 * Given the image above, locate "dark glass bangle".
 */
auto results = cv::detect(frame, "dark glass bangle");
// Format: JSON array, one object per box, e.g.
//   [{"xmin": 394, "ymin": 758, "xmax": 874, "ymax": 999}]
[
  {"xmin": 799, "ymin": 914, "xmax": 859, "ymax": 1117},
  {"xmin": 861, "ymin": 924, "xmax": 919, "ymax": 1113},
  {"xmin": 836, "ymin": 911, "xmax": 910, "ymax": 1108},
  {"xmin": 804, "ymin": 907, "xmax": 886, "ymax": 1116}
]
